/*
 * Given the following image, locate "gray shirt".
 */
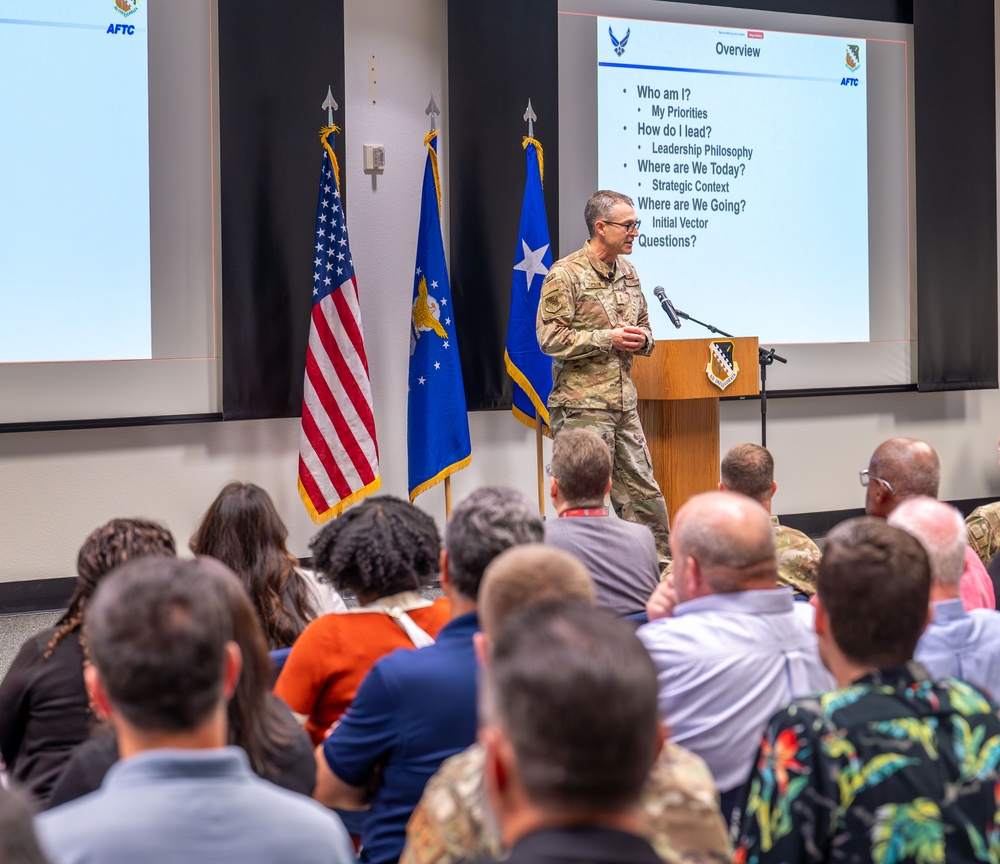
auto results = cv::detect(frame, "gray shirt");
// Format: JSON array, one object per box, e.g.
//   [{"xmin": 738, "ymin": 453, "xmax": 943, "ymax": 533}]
[
  {"xmin": 37, "ymin": 746, "xmax": 354, "ymax": 864},
  {"xmin": 544, "ymin": 514, "xmax": 659, "ymax": 616}
]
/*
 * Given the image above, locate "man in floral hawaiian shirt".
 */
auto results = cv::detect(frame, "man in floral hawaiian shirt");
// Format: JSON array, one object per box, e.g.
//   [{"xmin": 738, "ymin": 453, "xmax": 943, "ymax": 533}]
[{"xmin": 734, "ymin": 517, "xmax": 1000, "ymax": 864}]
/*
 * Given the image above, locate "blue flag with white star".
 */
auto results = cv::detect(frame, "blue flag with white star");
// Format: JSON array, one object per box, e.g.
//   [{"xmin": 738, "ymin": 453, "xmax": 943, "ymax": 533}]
[
  {"xmin": 504, "ymin": 137, "xmax": 553, "ymax": 434},
  {"xmin": 407, "ymin": 131, "xmax": 471, "ymax": 500}
]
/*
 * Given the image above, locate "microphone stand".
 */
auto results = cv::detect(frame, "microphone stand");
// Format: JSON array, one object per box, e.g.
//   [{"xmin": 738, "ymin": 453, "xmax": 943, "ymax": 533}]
[{"xmin": 669, "ymin": 306, "xmax": 787, "ymax": 447}]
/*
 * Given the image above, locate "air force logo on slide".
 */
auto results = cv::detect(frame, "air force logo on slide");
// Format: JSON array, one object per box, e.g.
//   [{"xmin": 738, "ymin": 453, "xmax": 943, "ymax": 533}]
[
  {"xmin": 609, "ymin": 26, "xmax": 630, "ymax": 57},
  {"xmin": 845, "ymin": 44, "xmax": 861, "ymax": 72},
  {"xmin": 115, "ymin": 0, "xmax": 138, "ymax": 17},
  {"xmin": 707, "ymin": 340, "xmax": 739, "ymax": 391}
]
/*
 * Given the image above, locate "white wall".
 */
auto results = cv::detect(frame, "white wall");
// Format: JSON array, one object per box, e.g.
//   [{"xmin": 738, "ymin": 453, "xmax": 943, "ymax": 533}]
[{"xmin": 1, "ymin": 0, "xmax": 999, "ymax": 583}]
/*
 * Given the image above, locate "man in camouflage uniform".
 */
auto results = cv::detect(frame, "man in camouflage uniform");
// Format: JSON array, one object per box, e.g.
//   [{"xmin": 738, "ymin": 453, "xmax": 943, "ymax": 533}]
[
  {"xmin": 400, "ymin": 544, "xmax": 731, "ymax": 864},
  {"xmin": 720, "ymin": 442, "xmax": 819, "ymax": 597},
  {"xmin": 659, "ymin": 443, "xmax": 820, "ymax": 596},
  {"xmin": 966, "ymin": 433, "xmax": 1000, "ymax": 568},
  {"xmin": 536, "ymin": 190, "xmax": 670, "ymax": 567}
]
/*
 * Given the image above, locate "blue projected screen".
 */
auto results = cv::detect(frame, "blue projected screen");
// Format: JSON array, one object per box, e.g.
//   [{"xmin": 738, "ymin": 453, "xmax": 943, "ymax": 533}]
[
  {"xmin": 558, "ymin": 2, "xmax": 914, "ymax": 391},
  {"xmin": 0, "ymin": 0, "xmax": 152, "ymax": 363},
  {"xmin": 598, "ymin": 18, "xmax": 869, "ymax": 345}
]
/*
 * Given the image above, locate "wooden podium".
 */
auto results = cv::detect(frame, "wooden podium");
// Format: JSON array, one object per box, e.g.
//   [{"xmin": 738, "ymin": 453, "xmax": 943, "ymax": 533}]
[{"xmin": 632, "ymin": 336, "xmax": 759, "ymax": 524}]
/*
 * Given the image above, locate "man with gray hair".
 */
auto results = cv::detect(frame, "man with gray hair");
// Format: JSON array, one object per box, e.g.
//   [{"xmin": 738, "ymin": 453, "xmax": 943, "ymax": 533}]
[
  {"xmin": 536, "ymin": 189, "xmax": 670, "ymax": 569},
  {"xmin": 314, "ymin": 487, "xmax": 543, "ymax": 864},
  {"xmin": 863, "ymin": 437, "xmax": 995, "ymax": 609},
  {"xmin": 890, "ymin": 496, "xmax": 1000, "ymax": 698},
  {"xmin": 638, "ymin": 491, "xmax": 831, "ymax": 821},
  {"xmin": 544, "ymin": 427, "xmax": 659, "ymax": 618}
]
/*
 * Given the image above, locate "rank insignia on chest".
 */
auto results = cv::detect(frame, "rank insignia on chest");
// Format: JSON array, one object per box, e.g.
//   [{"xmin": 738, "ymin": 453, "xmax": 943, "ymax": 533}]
[{"xmin": 707, "ymin": 339, "xmax": 739, "ymax": 391}]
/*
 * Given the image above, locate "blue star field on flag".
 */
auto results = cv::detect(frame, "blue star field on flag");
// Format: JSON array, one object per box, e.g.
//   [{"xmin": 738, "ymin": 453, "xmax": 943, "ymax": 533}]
[{"xmin": 504, "ymin": 137, "xmax": 553, "ymax": 434}]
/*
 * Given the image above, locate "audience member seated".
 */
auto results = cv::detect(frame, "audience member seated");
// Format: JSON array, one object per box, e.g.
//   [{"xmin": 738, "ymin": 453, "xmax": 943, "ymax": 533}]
[
  {"xmin": 274, "ymin": 496, "xmax": 450, "ymax": 746},
  {"xmin": 480, "ymin": 601, "xmax": 668, "ymax": 864},
  {"xmin": 543, "ymin": 428, "xmax": 659, "ymax": 618},
  {"xmin": 887, "ymin": 497, "xmax": 1000, "ymax": 699},
  {"xmin": 965, "ymin": 434, "xmax": 1000, "ymax": 604},
  {"xmin": 47, "ymin": 558, "xmax": 315, "ymax": 806},
  {"xmin": 720, "ymin": 443, "xmax": 820, "ymax": 598},
  {"xmin": 313, "ymin": 487, "xmax": 543, "ymax": 864},
  {"xmin": 734, "ymin": 518, "xmax": 1000, "ymax": 863},
  {"xmin": 189, "ymin": 481, "xmax": 343, "ymax": 651},
  {"xmin": 0, "ymin": 519, "xmax": 175, "ymax": 807},
  {"xmin": 0, "ymin": 785, "xmax": 51, "ymax": 864},
  {"xmin": 864, "ymin": 436, "xmax": 995, "ymax": 610},
  {"xmin": 35, "ymin": 557, "xmax": 353, "ymax": 864},
  {"xmin": 638, "ymin": 491, "xmax": 832, "ymax": 822},
  {"xmin": 401, "ymin": 544, "xmax": 730, "ymax": 864}
]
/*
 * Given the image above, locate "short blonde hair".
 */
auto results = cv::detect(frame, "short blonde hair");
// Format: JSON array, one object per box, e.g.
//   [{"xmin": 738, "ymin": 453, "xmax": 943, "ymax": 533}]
[{"xmin": 480, "ymin": 544, "xmax": 595, "ymax": 637}]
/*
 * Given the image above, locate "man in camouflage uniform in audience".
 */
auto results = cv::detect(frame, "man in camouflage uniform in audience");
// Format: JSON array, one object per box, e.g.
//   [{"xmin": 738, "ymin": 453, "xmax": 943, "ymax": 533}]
[
  {"xmin": 967, "ymin": 503, "xmax": 1000, "ymax": 567},
  {"xmin": 536, "ymin": 190, "xmax": 670, "ymax": 568},
  {"xmin": 720, "ymin": 442, "xmax": 819, "ymax": 596},
  {"xmin": 966, "ymin": 433, "xmax": 1000, "ymax": 567},
  {"xmin": 660, "ymin": 443, "xmax": 820, "ymax": 595}
]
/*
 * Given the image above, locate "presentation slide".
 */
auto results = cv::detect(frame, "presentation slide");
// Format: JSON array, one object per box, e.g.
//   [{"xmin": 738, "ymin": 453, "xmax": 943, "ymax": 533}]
[
  {"xmin": 0, "ymin": 0, "xmax": 152, "ymax": 363},
  {"xmin": 559, "ymin": 1, "xmax": 913, "ymax": 392},
  {"xmin": 598, "ymin": 18, "xmax": 870, "ymax": 345},
  {"xmin": 0, "ymin": 0, "xmax": 218, "ymax": 425}
]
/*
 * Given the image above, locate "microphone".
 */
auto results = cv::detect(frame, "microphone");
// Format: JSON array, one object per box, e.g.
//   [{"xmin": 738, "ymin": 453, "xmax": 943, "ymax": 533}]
[{"xmin": 653, "ymin": 287, "xmax": 682, "ymax": 329}]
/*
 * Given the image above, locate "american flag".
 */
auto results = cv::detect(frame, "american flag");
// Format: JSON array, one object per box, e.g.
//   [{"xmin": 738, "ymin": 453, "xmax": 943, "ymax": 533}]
[{"xmin": 298, "ymin": 129, "xmax": 380, "ymax": 523}]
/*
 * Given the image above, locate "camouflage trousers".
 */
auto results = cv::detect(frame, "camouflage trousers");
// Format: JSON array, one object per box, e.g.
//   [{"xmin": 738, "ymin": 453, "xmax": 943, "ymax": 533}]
[{"xmin": 549, "ymin": 406, "xmax": 671, "ymax": 568}]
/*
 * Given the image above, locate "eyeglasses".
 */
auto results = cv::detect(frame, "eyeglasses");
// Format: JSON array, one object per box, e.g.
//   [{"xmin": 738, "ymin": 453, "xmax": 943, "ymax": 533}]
[
  {"xmin": 545, "ymin": 463, "xmax": 554, "ymax": 477},
  {"xmin": 603, "ymin": 219, "xmax": 641, "ymax": 234},
  {"xmin": 859, "ymin": 469, "xmax": 895, "ymax": 495}
]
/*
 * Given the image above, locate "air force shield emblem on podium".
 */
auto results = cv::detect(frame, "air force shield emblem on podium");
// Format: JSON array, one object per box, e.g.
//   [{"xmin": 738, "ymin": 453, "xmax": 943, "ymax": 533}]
[{"xmin": 707, "ymin": 340, "xmax": 739, "ymax": 391}]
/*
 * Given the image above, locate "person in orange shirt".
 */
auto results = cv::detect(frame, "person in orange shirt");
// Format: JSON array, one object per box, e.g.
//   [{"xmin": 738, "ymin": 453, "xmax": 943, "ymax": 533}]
[{"xmin": 274, "ymin": 497, "xmax": 449, "ymax": 746}]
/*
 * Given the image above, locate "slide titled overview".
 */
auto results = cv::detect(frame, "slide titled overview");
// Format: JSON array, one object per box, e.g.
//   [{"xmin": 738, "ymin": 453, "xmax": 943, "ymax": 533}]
[
  {"xmin": 0, "ymin": 0, "xmax": 151, "ymax": 363},
  {"xmin": 598, "ymin": 18, "xmax": 870, "ymax": 345}
]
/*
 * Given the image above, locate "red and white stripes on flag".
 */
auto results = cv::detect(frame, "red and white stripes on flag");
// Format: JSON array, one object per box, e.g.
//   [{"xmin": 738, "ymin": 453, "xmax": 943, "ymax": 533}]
[{"xmin": 298, "ymin": 128, "xmax": 380, "ymax": 523}]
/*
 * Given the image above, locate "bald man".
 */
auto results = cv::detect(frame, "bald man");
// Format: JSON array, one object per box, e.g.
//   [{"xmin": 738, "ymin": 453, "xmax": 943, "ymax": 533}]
[
  {"xmin": 863, "ymin": 437, "xmax": 995, "ymax": 610},
  {"xmin": 637, "ymin": 491, "xmax": 832, "ymax": 822}
]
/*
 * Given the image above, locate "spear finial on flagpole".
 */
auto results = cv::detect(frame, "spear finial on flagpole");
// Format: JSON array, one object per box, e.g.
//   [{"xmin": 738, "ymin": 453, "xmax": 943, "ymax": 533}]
[
  {"xmin": 523, "ymin": 98, "xmax": 537, "ymax": 138},
  {"xmin": 425, "ymin": 94, "xmax": 440, "ymax": 133},
  {"xmin": 322, "ymin": 86, "xmax": 338, "ymax": 128}
]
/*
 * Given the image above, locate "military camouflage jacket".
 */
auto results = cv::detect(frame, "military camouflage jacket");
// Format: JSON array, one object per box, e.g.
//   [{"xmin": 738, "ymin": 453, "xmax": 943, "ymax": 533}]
[
  {"xmin": 536, "ymin": 242, "xmax": 654, "ymax": 411},
  {"xmin": 772, "ymin": 516, "xmax": 820, "ymax": 596},
  {"xmin": 401, "ymin": 741, "xmax": 730, "ymax": 864},
  {"xmin": 966, "ymin": 501, "xmax": 1000, "ymax": 568}
]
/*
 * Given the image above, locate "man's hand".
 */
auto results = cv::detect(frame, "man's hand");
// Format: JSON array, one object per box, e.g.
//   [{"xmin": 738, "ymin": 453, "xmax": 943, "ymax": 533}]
[
  {"xmin": 646, "ymin": 578, "xmax": 679, "ymax": 621},
  {"xmin": 610, "ymin": 325, "xmax": 647, "ymax": 352}
]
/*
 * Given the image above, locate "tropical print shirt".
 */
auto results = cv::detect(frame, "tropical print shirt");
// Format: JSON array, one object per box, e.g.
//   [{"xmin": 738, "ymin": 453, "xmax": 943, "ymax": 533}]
[{"xmin": 734, "ymin": 662, "xmax": 1000, "ymax": 864}]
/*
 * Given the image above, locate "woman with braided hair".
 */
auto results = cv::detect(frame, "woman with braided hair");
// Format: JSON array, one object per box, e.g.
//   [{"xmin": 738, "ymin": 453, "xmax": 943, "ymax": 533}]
[
  {"xmin": 274, "ymin": 496, "xmax": 449, "ymax": 746},
  {"xmin": 0, "ymin": 518, "xmax": 175, "ymax": 806}
]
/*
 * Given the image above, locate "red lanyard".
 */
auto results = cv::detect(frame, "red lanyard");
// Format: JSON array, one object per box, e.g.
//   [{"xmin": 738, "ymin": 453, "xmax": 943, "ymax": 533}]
[{"xmin": 559, "ymin": 508, "xmax": 608, "ymax": 518}]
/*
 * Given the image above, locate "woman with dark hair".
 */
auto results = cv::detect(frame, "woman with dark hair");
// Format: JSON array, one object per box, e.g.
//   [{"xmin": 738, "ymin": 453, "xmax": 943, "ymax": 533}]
[
  {"xmin": 0, "ymin": 519, "xmax": 175, "ymax": 806},
  {"xmin": 46, "ymin": 559, "xmax": 316, "ymax": 806},
  {"xmin": 274, "ymin": 496, "xmax": 449, "ymax": 746},
  {"xmin": 190, "ymin": 481, "xmax": 341, "ymax": 651}
]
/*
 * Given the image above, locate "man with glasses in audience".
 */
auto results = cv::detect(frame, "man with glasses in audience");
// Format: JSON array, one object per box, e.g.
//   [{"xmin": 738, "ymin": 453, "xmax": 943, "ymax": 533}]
[
  {"xmin": 862, "ymin": 437, "xmax": 994, "ymax": 610},
  {"xmin": 537, "ymin": 189, "xmax": 671, "ymax": 569}
]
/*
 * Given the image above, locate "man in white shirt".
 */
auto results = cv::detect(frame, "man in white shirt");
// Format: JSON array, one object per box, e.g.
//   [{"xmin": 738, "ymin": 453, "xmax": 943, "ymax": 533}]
[
  {"xmin": 890, "ymin": 496, "xmax": 1000, "ymax": 700},
  {"xmin": 638, "ymin": 491, "xmax": 832, "ymax": 822}
]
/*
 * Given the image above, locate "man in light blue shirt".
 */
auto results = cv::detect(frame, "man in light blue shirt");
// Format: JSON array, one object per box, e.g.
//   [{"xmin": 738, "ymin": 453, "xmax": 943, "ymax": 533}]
[
  {"xmin": 891, "ymin": 496, "xmax": 1000, "ymax": 700},
  {"xmin": 37, "ymin": 557, "xmax": 353, "ymax": 864},
  {"xmin": 638, "ymin": 491, "xmax": 832, "ymax": 821}
]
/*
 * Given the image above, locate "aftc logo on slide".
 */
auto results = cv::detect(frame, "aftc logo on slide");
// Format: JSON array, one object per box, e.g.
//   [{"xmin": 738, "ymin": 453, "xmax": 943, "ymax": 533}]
[
  {"xmin": 845, "ymin": 44, "xmax": 861, "ymax": 71},
  {"xmin": 114, "ymin": 0, "xmax": 138, "ymax": 17}
]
